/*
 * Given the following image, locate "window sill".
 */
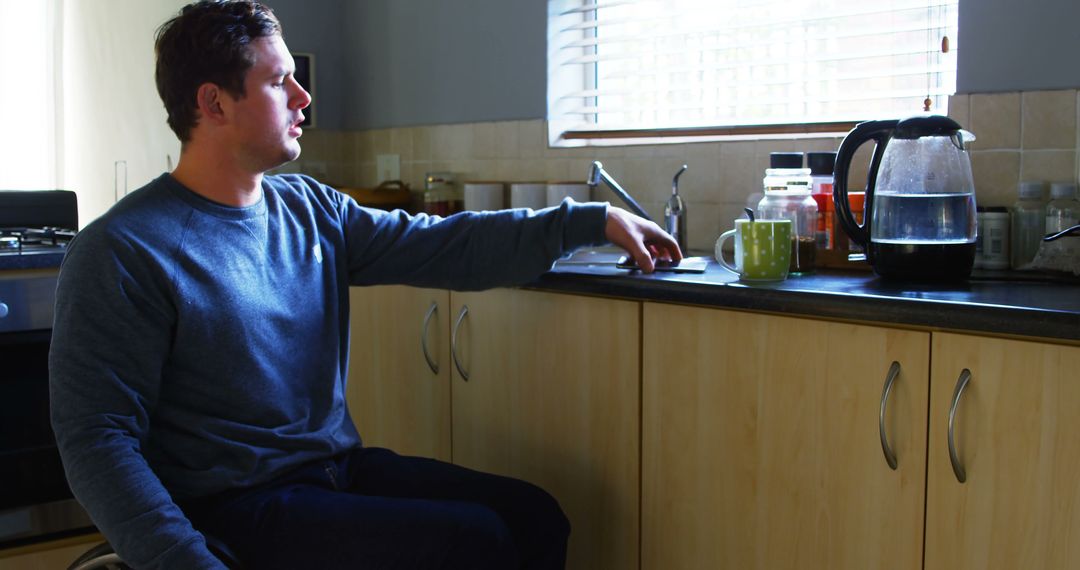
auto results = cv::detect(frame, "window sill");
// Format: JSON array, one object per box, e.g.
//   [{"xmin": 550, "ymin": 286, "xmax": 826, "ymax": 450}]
[{"xmin": 551, "ymin": 121, "xmax": 858, "ymax": 147}]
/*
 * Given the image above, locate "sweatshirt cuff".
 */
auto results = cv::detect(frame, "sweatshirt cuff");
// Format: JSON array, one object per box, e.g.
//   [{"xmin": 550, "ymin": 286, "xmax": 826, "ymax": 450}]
[{"xmin": 563, "ymin": 201, "xmax": 609, "ymax": 251}]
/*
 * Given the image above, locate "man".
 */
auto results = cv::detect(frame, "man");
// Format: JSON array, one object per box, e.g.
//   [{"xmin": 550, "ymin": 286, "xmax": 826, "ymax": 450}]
[{"xmin": 49, "ymin": 1, "xmax": 681, "ymax": 569}]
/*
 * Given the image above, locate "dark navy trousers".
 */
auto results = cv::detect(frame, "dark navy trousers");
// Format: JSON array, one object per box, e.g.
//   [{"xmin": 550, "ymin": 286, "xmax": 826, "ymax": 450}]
[{"xmin": 182, "ymin": 447, "xmax": 570, "ymax": 569}]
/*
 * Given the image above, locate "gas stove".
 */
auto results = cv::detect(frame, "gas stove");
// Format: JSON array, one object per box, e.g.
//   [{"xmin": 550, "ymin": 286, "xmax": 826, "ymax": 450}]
[
  {"xmin": 0, "ymin": 189, "xmax": 94, "ymax": 546},
  {"xmin": 0, "ymin": 227, "xmax": 76, "ymax": 256},
  {"xmin": 0, "ymin": 190, "xmax": 78, "ymax": 270}
]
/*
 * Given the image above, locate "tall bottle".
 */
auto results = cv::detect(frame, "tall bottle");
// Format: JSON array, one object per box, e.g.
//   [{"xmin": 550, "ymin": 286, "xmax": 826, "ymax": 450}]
[
  {"xmin": 807, "ymin": 151, "xmax": 836, "ymax": 249},
  {"xmin": 758, "ymin": 152, "xmax": 817, "ymax": 274},
  {"xmin": 1045, "ymin": 182, "xmax": 1080, "ymax": 234},
  {"xmin": 1010, "ymin": 181, "xmax": 1045, "ymax": 269}
]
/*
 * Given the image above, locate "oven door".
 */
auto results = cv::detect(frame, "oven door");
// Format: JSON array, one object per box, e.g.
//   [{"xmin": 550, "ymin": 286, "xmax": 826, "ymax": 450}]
[
  {"xmin": 0, "ymin": 277, "xmax": 95, "ymax": 546},
  {"xmin": 0, "ymin": 330, "xmax": 72, "ymax": 508}
]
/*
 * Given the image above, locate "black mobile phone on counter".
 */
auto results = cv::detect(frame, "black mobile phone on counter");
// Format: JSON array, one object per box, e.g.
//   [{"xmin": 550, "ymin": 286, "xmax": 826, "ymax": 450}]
[{"xmin": 615, "ymin": 255, "xmax": 707, "ymax": 273}]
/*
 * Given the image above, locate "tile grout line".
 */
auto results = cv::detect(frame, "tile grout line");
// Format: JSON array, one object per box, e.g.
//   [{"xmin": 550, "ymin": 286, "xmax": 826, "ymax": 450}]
[{"xmin": 1019, "ymin": 91, "xmax": 1027, "ymax": 182}]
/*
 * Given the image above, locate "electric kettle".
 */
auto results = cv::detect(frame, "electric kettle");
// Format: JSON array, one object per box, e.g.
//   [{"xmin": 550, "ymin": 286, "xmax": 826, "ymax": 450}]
[{"xmin": 833, "ymin": 115, "xmax": 978, "ymax": 280}]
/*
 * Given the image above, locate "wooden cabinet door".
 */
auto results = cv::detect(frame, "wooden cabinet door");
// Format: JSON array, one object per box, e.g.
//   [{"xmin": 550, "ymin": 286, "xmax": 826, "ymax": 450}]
[
  {"xmin": 450, "ymin": 289, "xmax": 641, "ymax": 570},
  {"xmin": 346, "ymin": 285, "xmax": 451, "ymax": 461},
  {"xmin": 926, "ymin": 333, "xmax": 1080, "ymax": 570},
  {"xmin": 0, "ymin": 535, "xmax": 103, "ymax": 570},
  {"xmin": 642, "ymin": 303, "xmax": 929, "ymax": 570}
]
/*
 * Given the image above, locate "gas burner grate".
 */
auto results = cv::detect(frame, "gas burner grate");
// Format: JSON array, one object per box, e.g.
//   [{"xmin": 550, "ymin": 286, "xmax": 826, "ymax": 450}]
[{"xmin": 0, "ymin": 227, "xmax": 76, "ymax": 255}]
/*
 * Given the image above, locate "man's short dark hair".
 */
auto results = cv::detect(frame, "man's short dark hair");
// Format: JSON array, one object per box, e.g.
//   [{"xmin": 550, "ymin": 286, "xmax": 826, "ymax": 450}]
[{"xmin": 155, "ymin": 0, "xmax": 282, "ymax": 143}]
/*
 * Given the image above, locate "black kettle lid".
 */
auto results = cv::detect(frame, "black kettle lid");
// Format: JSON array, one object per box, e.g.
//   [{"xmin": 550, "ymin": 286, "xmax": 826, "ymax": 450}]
[{"xmin": 893, "ymin": 114, "xmax": 963, "ymax": 139}]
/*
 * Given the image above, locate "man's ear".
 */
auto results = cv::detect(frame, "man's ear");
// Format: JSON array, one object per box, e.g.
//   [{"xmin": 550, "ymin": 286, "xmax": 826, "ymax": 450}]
[{"xmin": 195, "ymin": 83, "xmax": 228, "ymax": 125}]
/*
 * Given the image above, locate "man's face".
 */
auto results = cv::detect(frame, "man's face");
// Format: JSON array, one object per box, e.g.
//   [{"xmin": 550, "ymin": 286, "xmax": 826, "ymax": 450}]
[{"xmin": 225, "ymin": 34, "xmax": 311, "ymax": 173}]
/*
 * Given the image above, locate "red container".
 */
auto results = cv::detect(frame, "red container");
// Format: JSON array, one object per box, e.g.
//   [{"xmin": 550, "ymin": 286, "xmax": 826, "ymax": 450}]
[{"xmin": 825, "ymin": 192, "xmax": 864, "ymax": 250}]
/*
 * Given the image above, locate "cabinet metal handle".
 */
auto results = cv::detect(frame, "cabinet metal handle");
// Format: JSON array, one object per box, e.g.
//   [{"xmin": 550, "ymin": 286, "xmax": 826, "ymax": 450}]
[
  {"xmin": 879, "ymin": 361, "xmax": 901, "ymax": 470},
  {"xmin": 451, "ymin": 304, "xmax": 469, "ymax": 381},
  {"xmin": 948, "ymin": 369, "xmax": 972, "ymax": 483},
  {"xmin": 420, "ymin": 302, "xmax": 439, "ymax": 375}
]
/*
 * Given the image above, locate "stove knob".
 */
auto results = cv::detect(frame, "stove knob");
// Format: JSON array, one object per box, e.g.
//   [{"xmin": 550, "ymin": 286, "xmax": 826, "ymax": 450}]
[{"xmin": 0, "ymin": 302, "xmax": 8, "ymax": 318}]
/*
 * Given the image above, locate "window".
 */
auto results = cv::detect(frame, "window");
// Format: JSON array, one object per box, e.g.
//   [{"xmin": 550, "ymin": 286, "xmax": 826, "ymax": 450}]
[{"xmin": 547, "ymin": 0, "xmax": 959, "ymax": 145}]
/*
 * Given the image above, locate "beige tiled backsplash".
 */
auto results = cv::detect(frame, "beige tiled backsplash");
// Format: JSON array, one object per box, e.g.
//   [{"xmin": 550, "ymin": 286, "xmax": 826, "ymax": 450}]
[{"xmin": 294, "ymin": 89, "xmax": 1080, "ymax": 253}]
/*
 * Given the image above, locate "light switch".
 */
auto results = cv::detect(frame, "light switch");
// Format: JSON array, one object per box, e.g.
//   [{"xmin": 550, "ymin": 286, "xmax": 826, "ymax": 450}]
[{"xmin": 376, "ymin": 154, "xmax": 401, "ymax": 182}]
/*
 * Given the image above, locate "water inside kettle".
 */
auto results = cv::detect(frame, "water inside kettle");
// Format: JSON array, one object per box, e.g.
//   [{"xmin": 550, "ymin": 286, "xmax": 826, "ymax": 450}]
[{"xmin": 871, "ymin": 192, "xmax": 977, "ymax": 244}]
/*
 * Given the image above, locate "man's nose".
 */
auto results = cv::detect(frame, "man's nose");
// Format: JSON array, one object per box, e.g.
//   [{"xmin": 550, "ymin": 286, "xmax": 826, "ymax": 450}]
[{"xmin": 290, "ymin": 77, "xmax": 311, "ymax": 110}]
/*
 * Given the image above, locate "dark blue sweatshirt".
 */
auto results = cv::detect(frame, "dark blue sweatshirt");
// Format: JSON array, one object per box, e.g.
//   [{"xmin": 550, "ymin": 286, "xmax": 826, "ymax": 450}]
[{"xmin": 48, "ymin": 173, "xmax": 608, "ymax": 568}]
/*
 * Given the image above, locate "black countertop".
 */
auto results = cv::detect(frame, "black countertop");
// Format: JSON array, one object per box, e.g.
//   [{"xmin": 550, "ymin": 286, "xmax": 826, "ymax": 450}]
[
  {"xmin": 5, "ymin": 250, "xmax": 1078, "ymax": 342},
  {"xmin": 534, "ymin": 255, "xmax": 1080, "ymax": 343},
  {"xmin": 0, "ymin": 252, "xmax": 65, "ymax": 271}
]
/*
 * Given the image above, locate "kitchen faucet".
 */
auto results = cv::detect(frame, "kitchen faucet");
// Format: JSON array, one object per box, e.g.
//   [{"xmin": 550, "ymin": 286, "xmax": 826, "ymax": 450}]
[
  {"xmin": 586, "ymin": 161, "xmax": 652, "ymax": 222},
  {"xmin": 586, "ymin": 161, "xmax": 688, "ymax": 252},
  {"xmin": 665, "ymin": 164, "xmax": 688, "ymax": 253}
]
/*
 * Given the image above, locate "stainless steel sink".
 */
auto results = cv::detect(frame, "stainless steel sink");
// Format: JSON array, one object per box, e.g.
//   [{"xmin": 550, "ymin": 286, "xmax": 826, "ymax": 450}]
[{"xmin": 551, "ymin": 247, "xmax": 632, "ymax": 276}]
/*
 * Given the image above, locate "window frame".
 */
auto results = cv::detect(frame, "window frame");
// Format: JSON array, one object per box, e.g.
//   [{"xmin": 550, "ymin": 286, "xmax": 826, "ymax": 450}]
[{"xmin": 547, "ymin": 0, "xmax": 958, "ymax": 147}]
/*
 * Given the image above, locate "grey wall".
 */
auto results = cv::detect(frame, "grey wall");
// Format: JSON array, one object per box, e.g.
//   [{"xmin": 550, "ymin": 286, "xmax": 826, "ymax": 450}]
[
  {"xmin": 267, "ymin": 0, "xmax": 347, "ymax": 129},
  {"xmin": 339, "ymin": 0, "xmax": 546, "ymax": 130},
  {"xmin": 957, "ymin": 0, "xmax": 1080, "ymax": 93},
  {"xmin": 273, "ymin": 0, "xmax": 1080, "ymax": 130}
]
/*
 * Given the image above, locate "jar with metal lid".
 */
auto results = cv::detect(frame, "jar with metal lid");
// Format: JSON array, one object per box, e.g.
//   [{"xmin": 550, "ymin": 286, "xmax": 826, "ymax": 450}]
[
  {"xmin": 424, "ymin": 172, "xmax": 458, "ymax": 216},
  {"xmin": 757, "ymin": 155, "xmax": 817, "ymax": 273},
  {"xmin": 1046, "ymin": 182, "xmax": 1080, "ymax": 234},
  {"xmin": 1010, "ymin": 181, "xmax": 1045, "ymax": 269}
]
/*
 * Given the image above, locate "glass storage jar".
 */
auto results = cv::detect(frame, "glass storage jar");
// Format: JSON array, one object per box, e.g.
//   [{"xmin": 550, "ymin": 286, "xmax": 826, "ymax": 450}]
[
  {"xmin": 1010, "ymin": 181, "xmax": 1045, "ymax": 269},
  {"xmin": 1046, "ymin": 182, "xmax": 1080, "ymax": 234},
  {"xmin": 757, "ymin": 166, "xmax": 817, "ymax": 273}
]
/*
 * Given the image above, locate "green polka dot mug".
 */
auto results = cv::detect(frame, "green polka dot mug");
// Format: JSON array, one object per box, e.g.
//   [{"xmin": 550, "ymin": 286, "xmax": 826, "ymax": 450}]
[{"xmin": 715, "ymin": 219, "xmax": 792, "ymax": 281}]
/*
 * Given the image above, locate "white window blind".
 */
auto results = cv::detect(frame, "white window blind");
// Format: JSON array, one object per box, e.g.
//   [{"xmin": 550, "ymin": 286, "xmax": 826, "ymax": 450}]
[{"xmin": 547, "ymin": 0, "xmax": 959, "ymax": 144}]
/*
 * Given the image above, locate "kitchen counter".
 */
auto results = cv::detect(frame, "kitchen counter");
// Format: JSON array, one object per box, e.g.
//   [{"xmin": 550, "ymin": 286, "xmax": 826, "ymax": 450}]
[
  {"xmin": 535, "ymin": 255, "xmax": 1080, "ymax": 343},
  {"xmin": 6, "ymin": 250, "xmax": 1078, "ymax": 342},
  {"xmin": 0, "ymin": 253, "xmax": 65, "ymax": 271}
]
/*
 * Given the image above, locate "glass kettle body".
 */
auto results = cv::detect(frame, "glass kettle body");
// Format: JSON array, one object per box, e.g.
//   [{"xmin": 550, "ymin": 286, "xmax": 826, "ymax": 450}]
[{"xmin": 833, "ymin": 115, "xmax": 978, "ymax": 281}]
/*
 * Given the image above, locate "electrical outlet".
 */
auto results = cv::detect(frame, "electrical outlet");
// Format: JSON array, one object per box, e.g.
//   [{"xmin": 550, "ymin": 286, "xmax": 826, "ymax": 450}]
[{"xmin": 376, "ymin": 154, "xmax": 401, "ymax": 182}]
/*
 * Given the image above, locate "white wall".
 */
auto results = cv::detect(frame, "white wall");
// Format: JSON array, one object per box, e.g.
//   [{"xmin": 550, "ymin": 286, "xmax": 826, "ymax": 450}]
[{"xmin": 62, "ymin": 0, "xmax": 186, "ymax": 227}]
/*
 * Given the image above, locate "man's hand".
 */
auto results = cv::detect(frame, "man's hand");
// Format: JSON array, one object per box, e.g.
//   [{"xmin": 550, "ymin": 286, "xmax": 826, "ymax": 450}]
[{"xmin": 604, "ymin": 207, "xmax": 683, "ymax": 273}]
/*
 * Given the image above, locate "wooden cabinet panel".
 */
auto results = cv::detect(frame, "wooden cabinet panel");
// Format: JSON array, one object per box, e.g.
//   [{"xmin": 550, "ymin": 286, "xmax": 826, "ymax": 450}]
[
  {"xmin": 926, "ymin": 333, "xmax": 1080, "ymax": 570},
  {"xmin": 642, "ymin": 303, "xmax": 929, "ymax": 570},
  {"xmin": 0, "ymin": 535, "xmax": 102, "ymax": 570},
  {"xmin": 346, "ymin": 285, "xmax": 451, "ymax": 461},
  {"xmin": 343, "ymin": 286, "xmax": 1080, "ymax": 570},
  {"xmin": 450, "ymin": 289, "xmax": 641, "ymax": 570}
]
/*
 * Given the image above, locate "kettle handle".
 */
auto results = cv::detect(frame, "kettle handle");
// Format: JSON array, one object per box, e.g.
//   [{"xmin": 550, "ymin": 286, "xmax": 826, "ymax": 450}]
[{"xmin": 833, "ymin": 119, "xmax": 898, "ymax": 253}]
